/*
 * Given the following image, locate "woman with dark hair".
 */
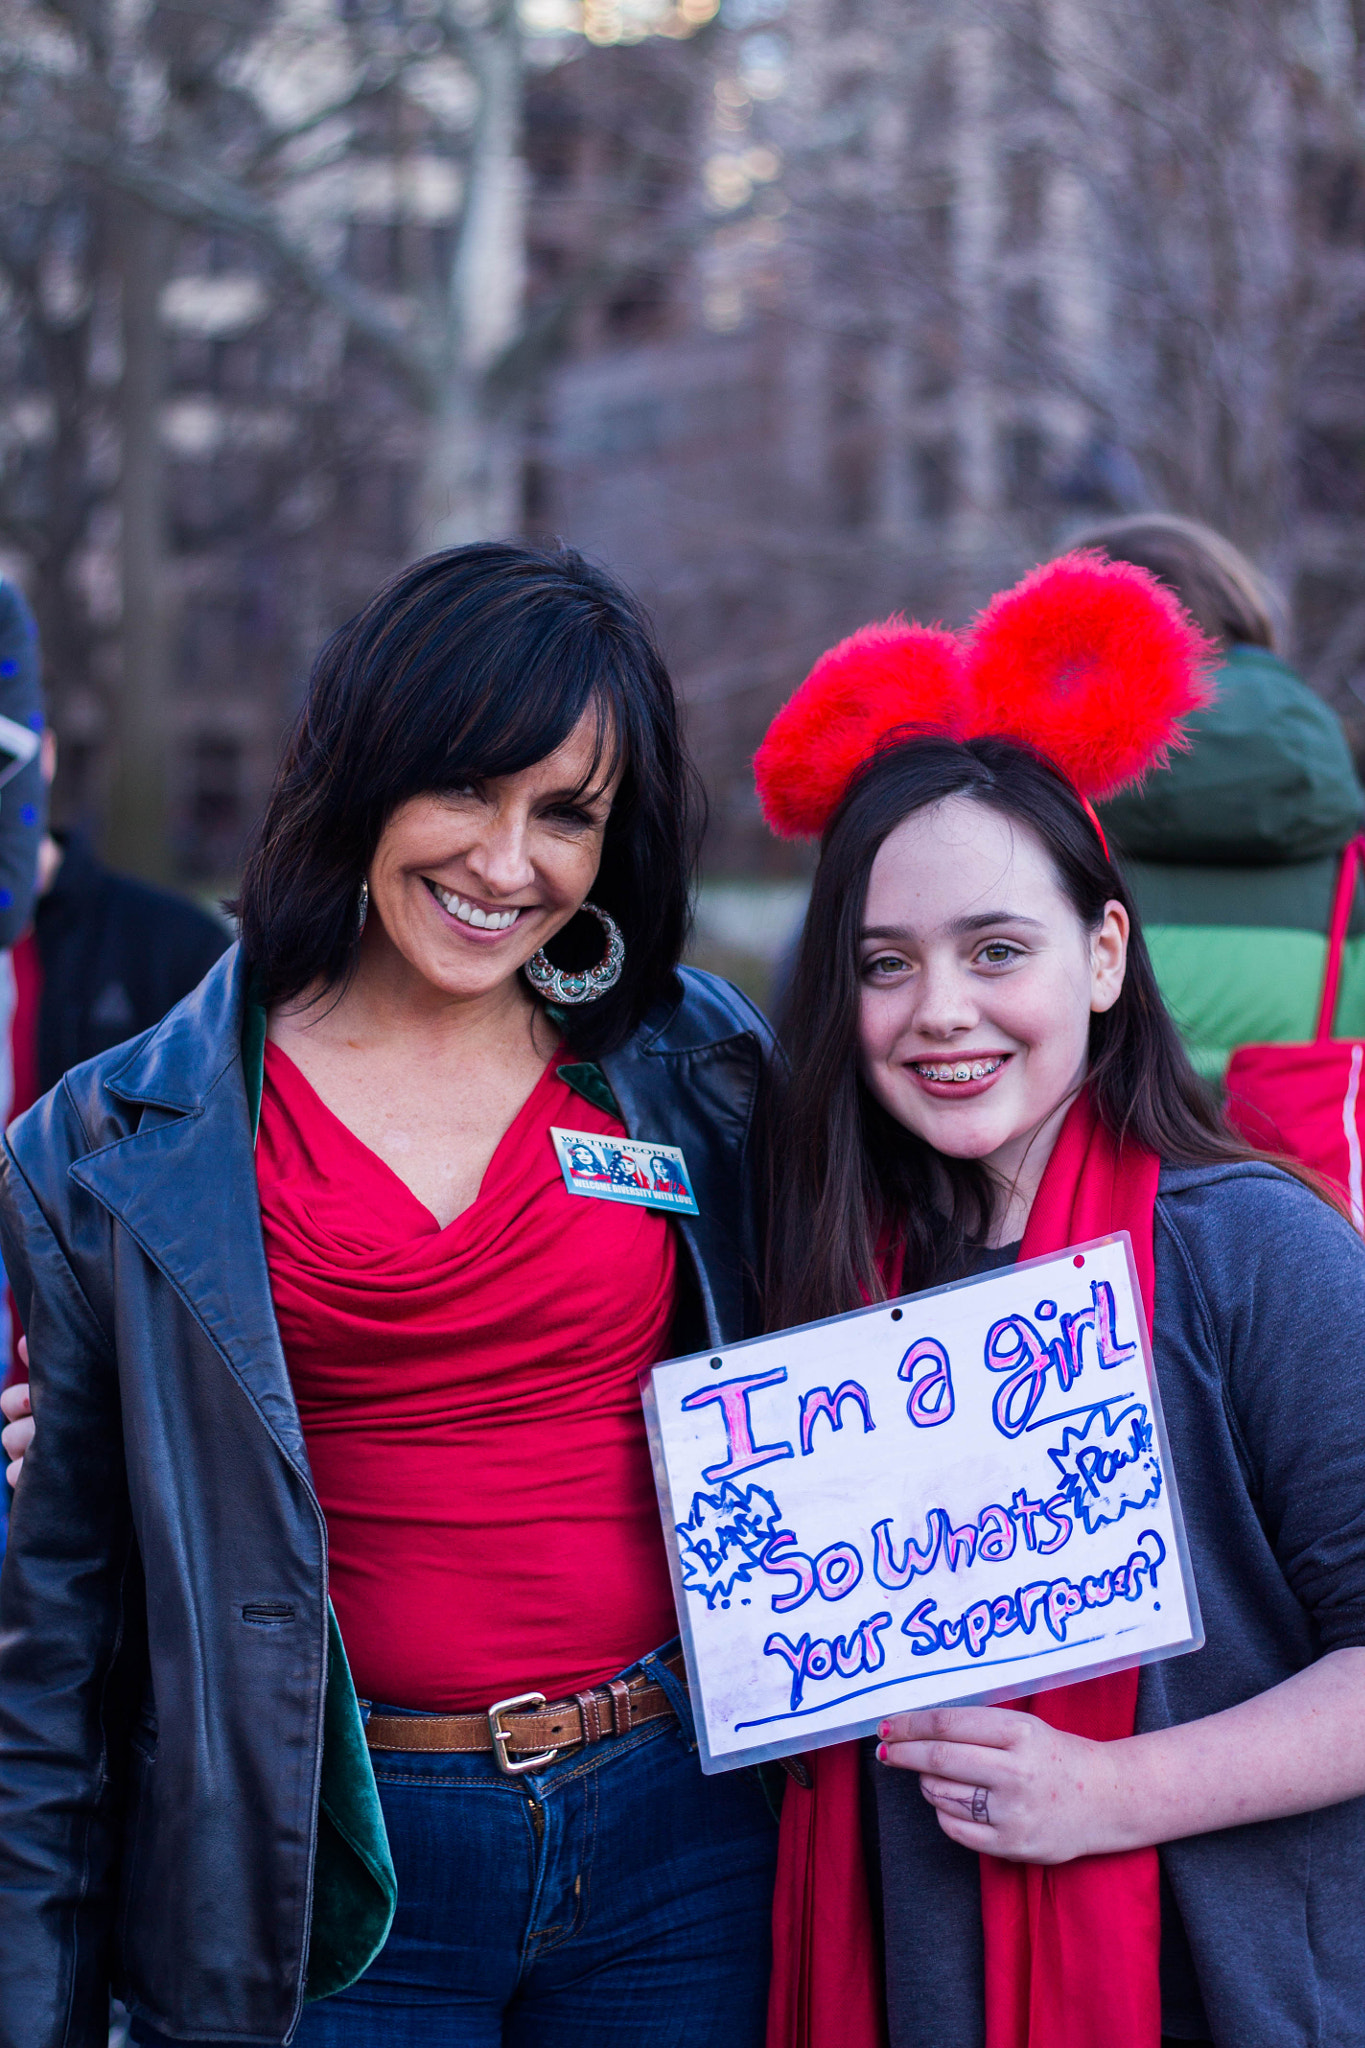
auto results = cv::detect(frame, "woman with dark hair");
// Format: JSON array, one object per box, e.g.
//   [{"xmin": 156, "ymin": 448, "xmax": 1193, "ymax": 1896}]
[
  {"xmin": 0, "ymin": 542, "xmax": 778, "ymax": 2048},
  {"xmin": 756, "ymin": 558, "xmax": 1365, "ymax": 2048}
]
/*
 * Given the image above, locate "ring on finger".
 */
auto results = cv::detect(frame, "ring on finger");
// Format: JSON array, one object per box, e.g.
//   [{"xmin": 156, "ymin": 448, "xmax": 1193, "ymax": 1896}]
[{"xmin": 970, "ymin": 1785, "xmax": 990, "ymax": 1825}]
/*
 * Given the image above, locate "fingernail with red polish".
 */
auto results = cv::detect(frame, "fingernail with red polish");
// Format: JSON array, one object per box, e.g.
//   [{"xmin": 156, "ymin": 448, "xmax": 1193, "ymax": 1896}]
[
  {"xmin": 877, "ymin": 1742, "xmax": 887, "ymax": 1762},
  {"xmin": 878, "ymin": 1722, "xmax": 890, "ymax": 1738}
]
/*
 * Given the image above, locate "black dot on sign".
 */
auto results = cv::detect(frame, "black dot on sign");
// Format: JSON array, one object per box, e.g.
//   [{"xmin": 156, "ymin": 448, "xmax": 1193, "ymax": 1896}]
[
  {"xmin": 891, "ymin": 1308, "xmax": 903, "ymax": 1322},
  {"xmin": 710, "ymin": 1356, "xmax": 723, "ymax": 1370},
  {"xmin": 1153, "ymin": 1602, "xmax": 1161, "ymax": 1611}
]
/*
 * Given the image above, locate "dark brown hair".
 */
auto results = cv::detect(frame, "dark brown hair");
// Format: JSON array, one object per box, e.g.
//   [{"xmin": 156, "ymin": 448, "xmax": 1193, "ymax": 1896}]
[
  {"xmin": 1066, "ymin": 513, "xmax": 1277, "ymax": 652},
  {"xmin": 766, "ymin": 735, "xmax": 1316, "ymax": 1329},
  {"xmin": 237, "ymin": 541, "xmax": 703, "ymax": 1057}
]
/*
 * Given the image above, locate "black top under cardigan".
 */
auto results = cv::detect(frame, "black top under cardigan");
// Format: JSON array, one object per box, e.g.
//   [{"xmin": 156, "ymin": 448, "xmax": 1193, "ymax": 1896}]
[{"xmin": 871, "ymin": 1161, "xmax": 1365, "ymax": 2048}]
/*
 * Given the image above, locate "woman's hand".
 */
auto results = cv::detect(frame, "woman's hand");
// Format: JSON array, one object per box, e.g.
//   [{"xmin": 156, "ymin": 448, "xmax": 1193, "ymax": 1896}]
[
  {"xmin": 2, "ymin": 1337, "xmax": 33, "ymax": 1488},
  {"xmin": 880, "ymin": 1646, "xmax": 1365, "ymax": 1863},
  {"xmin": 878, "ymin": 1704, "xmax": 1119, "ymax": 1864}
]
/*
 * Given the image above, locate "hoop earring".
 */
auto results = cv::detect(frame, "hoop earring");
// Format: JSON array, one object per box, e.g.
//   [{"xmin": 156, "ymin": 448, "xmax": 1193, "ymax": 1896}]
[
  {"xmin": 357, "ymin": 878, "xmax": 369, "ymax": 936},
  {"xmin": 523, "ymin": 901, "xmax": 624, "ymax": 1005}
]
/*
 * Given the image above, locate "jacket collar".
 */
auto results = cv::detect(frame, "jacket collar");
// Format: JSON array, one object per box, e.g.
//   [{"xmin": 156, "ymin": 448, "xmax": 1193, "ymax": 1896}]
[
  {"xmin": 101, "ymin": 941, "xmax": 248, "ymax": 1114},
  {"xmin": 599, "ymin": 969, "xmax": 767, "ymax": 1350},
  {"xmin": 97, "ymin": 952, "xmax": 742, "ymax": 1117},
  {"xmin": 70, "ymin": 944, "xmax": 316, "ymax": 1482}
]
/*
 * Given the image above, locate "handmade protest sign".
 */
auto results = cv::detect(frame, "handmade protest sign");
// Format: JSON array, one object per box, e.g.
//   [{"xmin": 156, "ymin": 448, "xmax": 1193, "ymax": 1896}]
[{"xmin": 644, "ymin": 1232, "xmax": 1202, "ymax": 1774}]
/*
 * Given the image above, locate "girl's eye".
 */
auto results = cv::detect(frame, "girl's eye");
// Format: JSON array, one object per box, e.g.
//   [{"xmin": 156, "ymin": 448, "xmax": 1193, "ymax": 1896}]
[
  {"xmin": 864, "ymin": 953, "xmax": 911, "ymax": 979},
  {"xmin": 978, "ymin": 941, "xmax": 1020, "ymax": 966}
]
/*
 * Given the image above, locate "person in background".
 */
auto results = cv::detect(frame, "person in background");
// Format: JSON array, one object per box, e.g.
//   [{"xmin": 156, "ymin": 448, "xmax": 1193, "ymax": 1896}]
[
  {"xmin": 0, "ymin": 735, "xmax": 229, "ymax": 1494},
  {"xmin": 9, "ymin": 732, "xmax": 229, "ymax": 1123},
  {"xmin": 0, "ymin": 580, "xmax": 50, "ymax": 1120},
  {"xmin": 1068, "ymin": 513, "xmax": 1365, "ymax": 1085},
  {"xmin": 0, "ymin": 579, "xmax": 47, "ymax": 1500}
]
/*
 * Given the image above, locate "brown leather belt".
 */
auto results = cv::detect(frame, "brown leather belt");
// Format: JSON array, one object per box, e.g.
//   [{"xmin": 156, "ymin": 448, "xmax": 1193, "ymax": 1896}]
[{"xmin": 365, "ymin": 1654, "xmax": 688, "ymax": 1777}]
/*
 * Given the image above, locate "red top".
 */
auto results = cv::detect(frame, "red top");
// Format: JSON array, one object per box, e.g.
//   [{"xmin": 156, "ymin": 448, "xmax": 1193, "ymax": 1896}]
[{"xmin": 256, "ymin": 1042, "xmax": 680, "ymax": 1711}]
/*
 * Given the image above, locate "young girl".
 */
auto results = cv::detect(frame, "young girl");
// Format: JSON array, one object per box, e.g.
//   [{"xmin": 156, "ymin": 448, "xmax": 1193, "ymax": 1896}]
[{"xmin": 754, "ymin": 556, "xmax": 1365, "ymax": 2048}]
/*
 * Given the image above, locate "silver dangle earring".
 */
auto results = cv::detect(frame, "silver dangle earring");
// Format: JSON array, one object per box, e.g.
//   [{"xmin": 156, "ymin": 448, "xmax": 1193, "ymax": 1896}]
[
  {"xmin": 524, "ymin": 901, "xmax": 625, "ymax": 1005},
  {"xmin": 356, "ymin": 878, "xmax": 369, "ymax": 936}
]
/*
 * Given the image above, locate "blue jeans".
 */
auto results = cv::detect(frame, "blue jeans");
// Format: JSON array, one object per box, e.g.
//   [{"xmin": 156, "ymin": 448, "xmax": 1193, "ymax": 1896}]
[{"xmin": 133, "ymin": 1705, "xmax": 777, "ymax": 2047}]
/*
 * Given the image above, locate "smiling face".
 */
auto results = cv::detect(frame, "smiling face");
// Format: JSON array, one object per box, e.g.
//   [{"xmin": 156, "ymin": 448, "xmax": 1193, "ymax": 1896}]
[
  {"xmin": 362, "ymin": 706, "xmax": 620, "ymax": 1007},
  {"xmin": 857, "ymin": 794, "xmax": 1128, "ymax": 1210}
]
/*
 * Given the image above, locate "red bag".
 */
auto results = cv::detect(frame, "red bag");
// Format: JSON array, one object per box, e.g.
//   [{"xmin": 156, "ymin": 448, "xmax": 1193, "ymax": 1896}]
[{"xmin": 1224, "ymin": 832, "xmax": 1365, "ymax": 1231}]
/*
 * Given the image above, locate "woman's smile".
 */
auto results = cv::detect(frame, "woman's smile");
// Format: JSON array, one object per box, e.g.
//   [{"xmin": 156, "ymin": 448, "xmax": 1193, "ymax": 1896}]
[
  {"xmin": 421, "ymin": 877, "xmax": 529, "ymax": 937},
  {"xmin": 906, "ymin": 1052, "xmax": 1012, "ymax": 1098}
]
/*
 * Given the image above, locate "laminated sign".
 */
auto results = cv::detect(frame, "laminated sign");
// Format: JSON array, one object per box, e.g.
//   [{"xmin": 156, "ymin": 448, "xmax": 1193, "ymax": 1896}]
[{"xmin": 644, "ymin": 1234, "xmax": 1202, "ymax": 1773}]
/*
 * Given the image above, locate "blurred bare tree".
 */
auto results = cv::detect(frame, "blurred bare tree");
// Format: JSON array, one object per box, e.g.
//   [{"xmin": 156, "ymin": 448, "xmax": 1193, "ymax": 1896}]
[
  {"xmin": 1029, "ymin": 0, "xmax": 1365, "ymax": 564},
  {"xmin": 725, "ymin": 0, "xmax": 1365, "ymax": 742},
  {"xmin": 0, "ymin": 0, "xmax": 721, "ymax": 878}
]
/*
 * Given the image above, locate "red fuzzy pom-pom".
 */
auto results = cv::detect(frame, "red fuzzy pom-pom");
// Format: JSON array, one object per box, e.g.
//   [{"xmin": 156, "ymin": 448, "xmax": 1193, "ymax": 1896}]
[
  {"xmin": 754, "ymin": 619, "xmax": 968, "ymax": 838},
  {"xmin": 963, "ymin": 552, "xmax": 1217, "ymax": 798}
]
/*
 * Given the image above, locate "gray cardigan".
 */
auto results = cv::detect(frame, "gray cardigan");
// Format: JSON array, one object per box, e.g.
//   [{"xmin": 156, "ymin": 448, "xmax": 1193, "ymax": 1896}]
[{"xmin": 872, "ymin": 1161, "xmax": 1365, "ymax": 2048}]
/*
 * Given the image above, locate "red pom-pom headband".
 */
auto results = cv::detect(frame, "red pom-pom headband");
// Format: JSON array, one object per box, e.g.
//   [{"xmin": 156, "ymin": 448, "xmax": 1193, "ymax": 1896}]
[{"xmin": 753, "ymin": 553, "xmax": 1217, "ymax": 842}]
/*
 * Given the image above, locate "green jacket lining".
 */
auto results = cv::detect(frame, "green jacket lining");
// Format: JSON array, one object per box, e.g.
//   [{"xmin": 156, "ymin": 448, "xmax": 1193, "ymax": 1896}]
[{"xmin": 243, "ymin": 1001, "xmax": 398, "ymax": 2001}]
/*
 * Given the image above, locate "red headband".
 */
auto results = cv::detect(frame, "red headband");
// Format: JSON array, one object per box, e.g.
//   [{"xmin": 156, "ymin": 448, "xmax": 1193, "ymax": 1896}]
[{"xmin": 753, "ymin": 553, "xmax": 1216, "ymax": 844}]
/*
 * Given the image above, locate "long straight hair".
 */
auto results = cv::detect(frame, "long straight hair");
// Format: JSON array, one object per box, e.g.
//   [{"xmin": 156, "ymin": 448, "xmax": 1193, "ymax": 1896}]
[{"xmin": 766, "ymin": 735, "xmax": 1310, "ymax": 1330}]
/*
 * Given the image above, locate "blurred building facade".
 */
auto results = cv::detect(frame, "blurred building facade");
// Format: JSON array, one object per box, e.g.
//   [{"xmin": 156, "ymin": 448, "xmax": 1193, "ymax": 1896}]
[
  {"xmin": 532, "ymin": 0, "xmax": 1365, "ymax": 869},
  {"xmin": 4, "ymin": 0, "xmax": 1365, "ymax": 885}
]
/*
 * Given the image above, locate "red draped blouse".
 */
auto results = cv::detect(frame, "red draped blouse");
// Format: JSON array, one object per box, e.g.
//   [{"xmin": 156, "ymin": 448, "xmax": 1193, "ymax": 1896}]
[{"xmin": 255, "ymin": 1042, "xmax": 680, "ymax": 1711}]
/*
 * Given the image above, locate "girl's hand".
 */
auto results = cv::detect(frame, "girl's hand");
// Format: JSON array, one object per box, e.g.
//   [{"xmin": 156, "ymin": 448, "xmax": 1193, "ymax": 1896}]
[
  {"xmin": 878, "ymin": 1704, "xmax": 1120, "ymax": 1865},
  {"xmin": 2, "ymin": 1338, "xmax": 33, "ymax": 1488}
]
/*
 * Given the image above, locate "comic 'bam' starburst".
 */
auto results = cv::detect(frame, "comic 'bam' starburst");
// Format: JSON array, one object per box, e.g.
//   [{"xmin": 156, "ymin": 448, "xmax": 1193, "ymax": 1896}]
[{"xmin": 676, "ymin": 1481, "xmax": 783, "ymax": 1609}]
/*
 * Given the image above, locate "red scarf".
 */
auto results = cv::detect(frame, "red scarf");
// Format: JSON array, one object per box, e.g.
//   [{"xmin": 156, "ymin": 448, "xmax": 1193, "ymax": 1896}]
[{"xmin": 766, "ymin": 1090, "xmax": 1162, "ymax": 2048}]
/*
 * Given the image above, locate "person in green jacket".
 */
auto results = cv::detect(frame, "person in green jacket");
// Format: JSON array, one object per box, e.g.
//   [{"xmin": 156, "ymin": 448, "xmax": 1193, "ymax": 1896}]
[{"xmin": 1067, "ymin": 513, "xmax": 1365, "ymax": 1085}]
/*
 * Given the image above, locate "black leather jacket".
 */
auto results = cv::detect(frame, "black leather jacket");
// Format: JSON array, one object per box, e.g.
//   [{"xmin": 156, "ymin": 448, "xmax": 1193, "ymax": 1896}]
[{"xmin": 0, "ymin": 946, "xmax": 775, "ymax": 2047}]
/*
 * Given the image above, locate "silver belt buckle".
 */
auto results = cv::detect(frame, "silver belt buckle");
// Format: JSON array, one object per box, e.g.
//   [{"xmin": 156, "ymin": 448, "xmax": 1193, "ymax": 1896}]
[{"xmin": 487, "ymin": 1691, "xmax": 558, "ymax": 1777}]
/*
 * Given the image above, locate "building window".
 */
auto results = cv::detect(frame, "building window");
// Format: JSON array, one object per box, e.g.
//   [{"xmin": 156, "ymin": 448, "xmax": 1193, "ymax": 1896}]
[
  {"xmin": 53, "ymin": 735, "xmax": 100, "ymax": 835},
  {"xmin": 345, "ymin": 222, "xmax": 404, "ymax": 290},
  {"xmin": 1002, "ymin": 147, "xmax": 1047, "ymax": 249},
  {"xmin": 1298, "ymin": 427, "xmax": 1365, "ymax": 516},
  {"xmin": 1001, "ymin": 424, "xmax": 1047, "ymax": 510},
  {"xmin": 1003, "ymin": 281, "xmax": 1049, "ymax": 372},
  {"xmin": 591, "ymin": 397, "xmax": 664, "ymax": 459},
  {"xmin": 828, "ymin": 336, "xmax": 878, "ymax": 527},
  {"xmin": 522, "ymin": 458, "xmax": 551, "ymax": 531},
  {"xmin": 348, "ymin": 462, "xmax": 412, "ymax": 554},
  {"xmin": 914, "ymin": 315, "xmax": 959, "ymax": 400},
  {"xmin": 182, "ymin": 734, "xmax": 246, "ymax": 879},
  {"xmin": 1301, "ymin": 150, "xmax": 1365, "ymax": 247},
  {"xmin": 922, "ymin": 169, "xmax": 954, "ymax": 258},
  {"xmin": 826, "ymin": 69, "xmax": 872, "ymax": 155},
  {"xmin": 605, "ymin": 273, "xmax": 669, "ymax": 342},
  {"xmin": 831, "ymin": 441, "xmax": 876, "ymax": 528},
  {"xmin": 913, "ymin": 440, "xmax": 957, "ymax": 521}
]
